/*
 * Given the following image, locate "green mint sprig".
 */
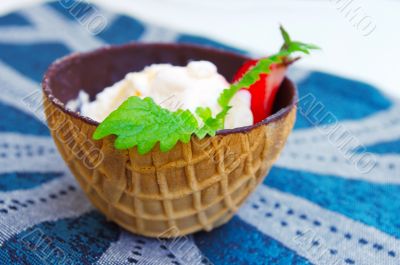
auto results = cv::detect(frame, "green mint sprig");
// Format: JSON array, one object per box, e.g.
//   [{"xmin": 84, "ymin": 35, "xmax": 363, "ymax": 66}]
[
  {"xmin": 93, "ymin": 97, "xmax": 198, "ymax": 154},
  {"xmin": 93, "ymin": 26, "xmax": 319, "ymax": 154},
  {"xmin": 279, "ymin": 25, "xmax": 320, "ymax": 55}
]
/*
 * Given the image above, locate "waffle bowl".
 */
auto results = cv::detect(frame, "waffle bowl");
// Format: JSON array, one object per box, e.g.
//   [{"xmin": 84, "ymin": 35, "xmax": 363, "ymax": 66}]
[{"xmin": 42, "ymin": 43, "xmax": 297, "ymax": 238}]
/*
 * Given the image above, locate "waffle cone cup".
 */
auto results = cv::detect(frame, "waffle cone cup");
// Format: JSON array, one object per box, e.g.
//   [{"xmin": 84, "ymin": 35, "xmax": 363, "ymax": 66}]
[{"xmin": 43, "ymin": 43, "xmax": 297, "ymax": 238}]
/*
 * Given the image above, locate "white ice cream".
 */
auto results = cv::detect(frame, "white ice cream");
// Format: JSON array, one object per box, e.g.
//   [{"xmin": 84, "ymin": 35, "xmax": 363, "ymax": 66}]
[{"xmin": 67, "ymin": 61, "xmax": 253, "ymax": 129}]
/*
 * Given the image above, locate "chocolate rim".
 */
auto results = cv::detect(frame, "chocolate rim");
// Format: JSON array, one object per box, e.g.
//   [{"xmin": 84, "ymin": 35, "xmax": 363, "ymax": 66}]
[{"xmin": 42, "ymin": 42, "xmax": 298, "ymax": 135}]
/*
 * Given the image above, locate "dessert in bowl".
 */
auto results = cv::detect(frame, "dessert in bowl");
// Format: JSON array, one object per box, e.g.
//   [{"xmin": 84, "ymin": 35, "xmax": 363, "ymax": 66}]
[{"xmin": 42, "ymin": 27, "xmax": 317, "ymax": 237}]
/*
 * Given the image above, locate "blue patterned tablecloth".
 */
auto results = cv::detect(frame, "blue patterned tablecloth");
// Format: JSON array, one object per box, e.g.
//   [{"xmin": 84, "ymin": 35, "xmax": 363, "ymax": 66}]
[{"xmin": 0, "ymin": 2, "xmax": 399, "ymax": 264}]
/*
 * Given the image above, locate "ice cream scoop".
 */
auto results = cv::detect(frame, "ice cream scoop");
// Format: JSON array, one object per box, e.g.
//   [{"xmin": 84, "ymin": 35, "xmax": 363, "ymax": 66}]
[{"xmin": 67, "ymin": 61, "xmax": 253, "ymax": 129}]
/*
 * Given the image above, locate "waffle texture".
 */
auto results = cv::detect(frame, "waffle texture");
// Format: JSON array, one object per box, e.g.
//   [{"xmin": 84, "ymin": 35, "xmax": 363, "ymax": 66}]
[{"xmin": 44, "ymin": 96, "xmax": 296, "ymax": 237}]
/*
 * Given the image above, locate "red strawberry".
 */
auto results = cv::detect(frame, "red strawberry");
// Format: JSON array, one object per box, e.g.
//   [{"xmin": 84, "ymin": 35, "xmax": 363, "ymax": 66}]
[{"xmin": 233, "ymin": 60, "xmax": 287, "ymax": 123}]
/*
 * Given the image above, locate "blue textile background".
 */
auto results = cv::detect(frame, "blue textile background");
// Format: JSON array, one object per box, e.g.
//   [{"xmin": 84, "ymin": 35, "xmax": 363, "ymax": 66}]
[{"xmin": 0, "ymin": 2, "xmax": 399, "ymax": 265}]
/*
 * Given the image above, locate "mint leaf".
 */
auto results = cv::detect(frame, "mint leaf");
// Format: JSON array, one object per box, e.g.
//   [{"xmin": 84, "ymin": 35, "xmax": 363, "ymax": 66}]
[
  {"xmin": 280, "ymin": 25, "xmax": 292, "ymax": 44},
  {"xmin": 195, "ymin": 106, "xmax": 212, "ymax": 121},
  {"xmin": 195, "ymin": 106, "xmax": 231, "ymax": 138},
  {"xmin": 280, "ymin": 25, "xmax": 320, "ymax": 54},
  {"xmin": 93, "ymin": 97, "xmax": 199, "ymax": 154}
]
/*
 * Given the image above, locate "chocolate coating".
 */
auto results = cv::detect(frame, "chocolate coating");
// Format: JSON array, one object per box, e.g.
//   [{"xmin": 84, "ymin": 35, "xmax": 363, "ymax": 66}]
[{"xmin": 42, "ymin": 43, "xmax": 297, "ymax": 134}]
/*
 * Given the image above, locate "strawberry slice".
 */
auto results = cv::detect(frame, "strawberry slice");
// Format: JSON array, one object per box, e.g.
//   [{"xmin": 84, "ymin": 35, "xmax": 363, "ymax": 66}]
[
  {"xmin": 231, "ymin": 25, "xmax": 318, "ymax": 124},
  {"xmin": 233, "ymin": 60, "xmax": 287, "ymax": 123}
]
